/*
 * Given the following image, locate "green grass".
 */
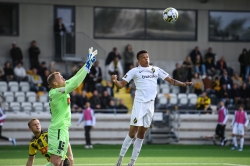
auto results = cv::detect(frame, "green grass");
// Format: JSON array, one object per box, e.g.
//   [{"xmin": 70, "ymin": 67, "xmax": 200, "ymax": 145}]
[{"xmin": 0, "ymin": 144, "xmax": 250, "ymax": 166}]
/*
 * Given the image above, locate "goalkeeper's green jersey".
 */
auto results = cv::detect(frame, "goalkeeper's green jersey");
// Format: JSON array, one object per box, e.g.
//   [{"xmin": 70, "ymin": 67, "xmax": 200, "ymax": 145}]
[{"xmin": 48, "ymin": 65, "xmax": 87, "ymax": 130}]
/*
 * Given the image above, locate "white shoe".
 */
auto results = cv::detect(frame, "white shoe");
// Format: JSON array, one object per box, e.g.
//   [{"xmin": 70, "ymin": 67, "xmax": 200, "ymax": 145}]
[
  {"xmin": 85, "ymin": 145, "xmax": 90, "ymax": 149},
  {"xmin": 238, "ymin": 148, "xmax": 243, "ymax": 151},
  {"xmin": 89, "ymin": 145, "xmax": 93, "ymax": 149}
]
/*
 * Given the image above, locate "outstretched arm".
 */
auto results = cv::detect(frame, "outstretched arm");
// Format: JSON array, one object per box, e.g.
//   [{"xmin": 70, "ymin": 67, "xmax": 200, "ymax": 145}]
[
  {"xmin": 165, "ymin": 76, "xmax": 192, "ymax": 87},
  {"xmin": 65, "ymin": 48, "xmax": 97, "ymax": 94},
  {"xmin": 111, "ymin": 74, "xmax": 128, "ymax": 89}
]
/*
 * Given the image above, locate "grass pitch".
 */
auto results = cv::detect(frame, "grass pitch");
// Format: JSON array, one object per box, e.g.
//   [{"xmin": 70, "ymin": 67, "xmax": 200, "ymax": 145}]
[{"xmin": 0, "ymin": 144, "xmax": 250, "ymax": 166}]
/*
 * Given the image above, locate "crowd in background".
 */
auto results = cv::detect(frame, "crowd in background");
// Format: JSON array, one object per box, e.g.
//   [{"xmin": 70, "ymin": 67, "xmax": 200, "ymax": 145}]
[
  {"xmin": 171, "ymin": 46, "xmax": 250, "ymax": 111},
  {"xmin": 1, "ymin": 41, "xmax": 250, "ymax": 113}
]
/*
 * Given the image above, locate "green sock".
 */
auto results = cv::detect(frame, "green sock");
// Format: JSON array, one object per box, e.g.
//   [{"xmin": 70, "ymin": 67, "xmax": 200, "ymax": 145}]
[{"xmin": 45, "ymin": 162, "xmax": 54, "ymax": 166}]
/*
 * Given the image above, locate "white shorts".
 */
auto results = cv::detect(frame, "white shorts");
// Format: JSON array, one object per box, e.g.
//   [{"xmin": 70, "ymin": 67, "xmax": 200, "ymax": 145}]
[
  {"xmin": 130, "ymin": 100, "xmax": 155, "ymax": 128},
  {"xmin": 232, "ymin": 124, "xmax": 245, "ymax": 136}
]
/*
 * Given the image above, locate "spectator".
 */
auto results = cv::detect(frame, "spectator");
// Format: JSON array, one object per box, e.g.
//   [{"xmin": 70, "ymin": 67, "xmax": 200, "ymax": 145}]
[
  {"xmin": 194, "ymin": 54, "xmax": 206, "ymax": 77},
  {"xmin": 78, "ymin": 90, "xmax": 89, "ymax": 109},
  {"xmin": 105, "ymin": 47, "xmax": 121, "ymax": 66},
  {"xmin": 230, "ymin": 84, "xmax": 241, "ymax": 105},
  {"xmin": 220, "ymin": 70, "xmax": 233, "ymax": 89},
  {"xmin": 182, "ymin": 56, "xmax": 194, "ymax": 81},
  {"xmin": 231, "ymin": 72, "xmax": 243, "ymax": 88},
  {"xmin": 196, "ymin": 91, "xmax": 212, "ymax": 114},
  {"xmin": 10, "ymin": 42, "xmax": 23, "ymax": 67},
  {"xmin": 205, "ymin": 47, "xmax": 216, "ymax": 66},
  {"xmin": 212, "ymin": 76, "xmax": 221, "ymax": 96},
  {"xmin": 100, "ymin": 90, "xmax": 112, "ymax": 109},
  {"xmin": 91, "ymin": 60, "xmax": 102, "ymax": 84},
  {"xmin": 41, "ymin": 69, "xmax": 50, "ymax": 91},
  {"xmin": 54, "ymin": 17, "xmax": 66, "ymax": 59},
  {"xmin": 245, "ymin": 75, "xmax": 250, "ymax": 89},
  {"xmin": 191, "ymin": 73, "xmax": 204, "ymax": 96},
  {"xmin": 238, "ymin": 48, "xmax": 247, "ymax": 78},
  {"xmin": 14, "ymin": 62, "xmax": 28, "ymax": 82},
  {"xmin": 123, "ymin": 44, "xmax": 134, "ymax": 74},
  {"xmin": 28, "ymin": 40, "xmax": 40, "ymax": 70},
  {"xmin": 77, "ymin": 102, "xmax": 96, "ymax": 149},
  {"xmin": 38, "ymin": 62, "xmax": 48, "ymax": 79},
  {"xmin": 189, "ymin": 46, "xmax": 202, "ymax": 64},
  {"xmin": 177, "ymin": 64, "xmax": 189, "ymax": 93},
  {"xmin": 103, "ymin": 80, "xmax": 114, "ymax": 97},
  {"xmin": 84, "ymin": 61, "xmax": 102, "ymax": 92},
  {"xmin": 218, "ymin": 84, "xmax": 233, "ymax": 106},
  {"xmin": 29, "ymin": 68, "xmax": 46, "ymax": 93},
  {"xmin": 70, "ymin": 90, "xmax": 81, "ymax": 113},
  {"xmin": 205, "ymin": 56, "xmax": 217, "ymax": 77},
  {"xmin": 216, "ymin": 56, "xmax": 228, "ymax": 75},
  {"xmin": 108, "ymin": 55, "xmax": 124, "ymax": 92},
  {"xmin": 244, "ymin": 49, "xmax": 250, "ymax": 80},
  {"xmin": 89, "ymin": 90, "xmax": 101, "ymax": 109},
  {"xmin": 108, "ymin": 99, "xmax": 117, "ymax": 114},
  {"xmin": 117, "ymin": 99, "xmax": 128, "ymax": 113},
  {"xmin": 3, "ymin": 61, "xmax": 15, "ymax": 82},
  {"xmin": 240, "ymin": 83, "xmax": 250, "ymax": 109},
  {"xmin": 172, "ymin": 63, "xmax": 180, "ymax": 80},
  {"xmin": 0, "ymin": 65, "xmax": 5, "ymax": 81},
  {"xmin": 202, "ymin": 75, "xmax": 214, "ymax": 95}
]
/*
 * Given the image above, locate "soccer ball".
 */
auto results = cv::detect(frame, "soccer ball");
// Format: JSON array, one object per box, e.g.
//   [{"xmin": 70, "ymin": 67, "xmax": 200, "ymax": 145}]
[{"xmin": 163, "ymin": 7, "xmax": 178, "ymax": 23}]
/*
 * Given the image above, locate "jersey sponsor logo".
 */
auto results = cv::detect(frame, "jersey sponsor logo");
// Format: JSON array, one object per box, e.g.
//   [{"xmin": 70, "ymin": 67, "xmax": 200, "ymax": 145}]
[
  {"xmin": 133, "ymin": 118, "xmax": 137, "ymax": 124},
  {"xmin": 151, "ymin": 68, "xmax": 155, "ymax": 73},
  {"xmin": 142, "ymin": 74, "xmax": 158, "ymax": 79},
  {"xmin": 67, "ymin": 98, "xmax": 70, "ymax": 105}
]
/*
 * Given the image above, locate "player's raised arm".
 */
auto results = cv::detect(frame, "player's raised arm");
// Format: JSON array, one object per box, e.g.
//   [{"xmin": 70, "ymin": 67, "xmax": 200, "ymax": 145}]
[
  {"xmin": 165, "ymin": 76, "xmax": 192, "ymax": 87},
  {"xmin": 65, "ymin": 48, "xmax": 97, "ymax": 94},
  {"xmin": 111, "ymin": 74, "xmax": 128, "ymax": 89}
]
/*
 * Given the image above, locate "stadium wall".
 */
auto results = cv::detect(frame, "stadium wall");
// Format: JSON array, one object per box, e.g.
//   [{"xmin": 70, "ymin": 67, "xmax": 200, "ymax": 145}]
[{"xmin": 0, "ymin": 0, "xmax": 249, "ymax": 75}]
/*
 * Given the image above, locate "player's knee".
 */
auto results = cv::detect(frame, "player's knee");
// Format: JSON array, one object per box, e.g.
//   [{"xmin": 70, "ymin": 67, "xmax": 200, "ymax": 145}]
[{"xmin": 128, "ymin": 132, "xmax": 136, "ymax": 138}]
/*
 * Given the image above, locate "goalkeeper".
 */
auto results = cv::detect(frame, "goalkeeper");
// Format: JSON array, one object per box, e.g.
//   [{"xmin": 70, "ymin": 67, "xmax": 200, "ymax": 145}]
[{"xmin": 45, "ymin": 47, "xmax": 97, "ymax": 166}]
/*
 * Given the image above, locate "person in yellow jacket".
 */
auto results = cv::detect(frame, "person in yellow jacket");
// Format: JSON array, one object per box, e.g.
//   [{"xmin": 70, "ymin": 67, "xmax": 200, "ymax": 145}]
[{"xmin": 196, "ymin": 91, "xmax": 212, "ymax": 114}]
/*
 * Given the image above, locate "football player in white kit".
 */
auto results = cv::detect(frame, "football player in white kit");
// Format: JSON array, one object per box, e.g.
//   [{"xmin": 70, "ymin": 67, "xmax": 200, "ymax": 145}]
[
  {"xmin": 112, "ymin": 50, "xmax": 192, "ymax": 166},
  {"xmin": 231, "ymin": 104, "xmax": 249, "ymax": 151}
]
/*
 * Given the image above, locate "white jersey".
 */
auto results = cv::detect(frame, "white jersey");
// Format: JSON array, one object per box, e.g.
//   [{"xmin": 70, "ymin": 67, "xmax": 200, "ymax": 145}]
[{"xmin": 122, "ymin": 65, "xmax": 169, "ymax": 102}]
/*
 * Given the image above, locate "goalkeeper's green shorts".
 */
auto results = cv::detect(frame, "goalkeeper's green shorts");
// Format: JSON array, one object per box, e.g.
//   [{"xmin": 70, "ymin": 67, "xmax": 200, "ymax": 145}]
[{"xmin": 48, "ymin": 128, "xmax": 69, "ymax": 160}]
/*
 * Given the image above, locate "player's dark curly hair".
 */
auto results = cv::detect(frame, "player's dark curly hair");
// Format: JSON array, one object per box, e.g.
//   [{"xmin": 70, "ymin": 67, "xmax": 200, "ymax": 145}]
[{"xmin": 137, "ymin": 50, "xmax": 148, "ymax": 60}]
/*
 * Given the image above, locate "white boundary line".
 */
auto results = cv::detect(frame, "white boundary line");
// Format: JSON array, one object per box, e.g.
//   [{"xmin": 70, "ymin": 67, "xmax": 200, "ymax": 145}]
[{"xmin": 3, "ymin": 163, "xmax": 250, "ymax": 166}]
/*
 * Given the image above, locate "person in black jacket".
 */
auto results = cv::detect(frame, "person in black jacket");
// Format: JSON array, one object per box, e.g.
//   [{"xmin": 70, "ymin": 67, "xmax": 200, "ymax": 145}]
[
  {"xmin": 54, "ymin": 18, "xmax": 66, "ymax": 59},
  {"xmin": 10, "ymin": 42, "xmax": 23, "ymax": 67},
  {"xmin": 29, "ymin": 40, "xmax": 40, "ymax": 70},
  {"xmin": 238, "ymin": 48, "xmax": 247, "ymax": 78},
  {"xmin": 3, "ymin": 61, "xmax": 15, "ymax": 82}
]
